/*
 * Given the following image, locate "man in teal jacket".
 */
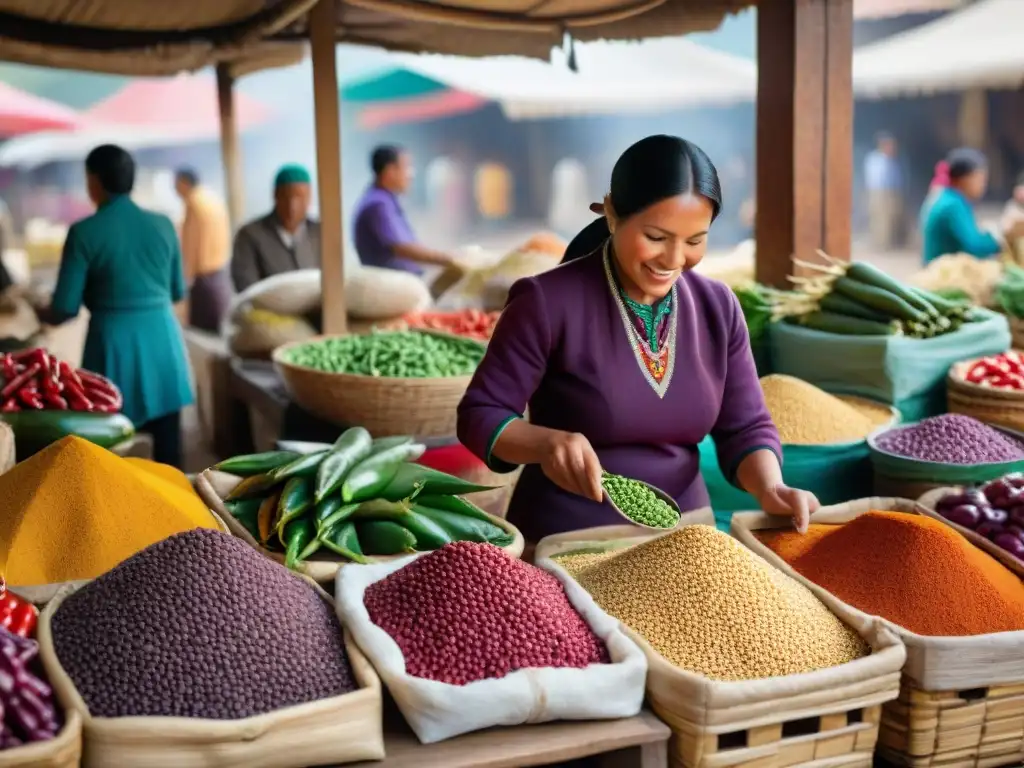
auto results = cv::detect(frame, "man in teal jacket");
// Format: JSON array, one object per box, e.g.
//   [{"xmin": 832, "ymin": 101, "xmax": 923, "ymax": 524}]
[{"xmin": 36, "ymin": 145, "xmax": 194, "ymax": 467}]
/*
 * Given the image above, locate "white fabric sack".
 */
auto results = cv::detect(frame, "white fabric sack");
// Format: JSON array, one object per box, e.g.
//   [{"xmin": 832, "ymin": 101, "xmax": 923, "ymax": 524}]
[
  {"xmin": 344, "ymin": 266, "xmax": 432, "ymax": 321},
  {"xmin": 227, "ymin": 270, "xmax": 322, "ymax": 325},
  {"xmin": 335, "ymin": 552, "xmax": 648, "ymax": 744}
]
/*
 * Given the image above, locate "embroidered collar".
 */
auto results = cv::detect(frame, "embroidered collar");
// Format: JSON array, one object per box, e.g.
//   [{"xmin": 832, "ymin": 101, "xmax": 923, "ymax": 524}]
[{"xmin": 602, "ymin": 242, "xmax": 677, "ymax": 398}]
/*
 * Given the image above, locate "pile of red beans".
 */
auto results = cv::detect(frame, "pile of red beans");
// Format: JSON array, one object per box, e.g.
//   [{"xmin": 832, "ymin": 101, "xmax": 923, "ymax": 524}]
[{"xmin": 364, "ymin": 542, "xmax": 609, "ymax": 685}]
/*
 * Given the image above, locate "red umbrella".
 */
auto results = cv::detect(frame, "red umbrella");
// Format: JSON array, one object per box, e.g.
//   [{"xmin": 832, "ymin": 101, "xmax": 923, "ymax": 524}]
[
  {"xmin": 0, "ymin": 81, "xmax": 83, "ymax": 137},
  {"xmin": 84, "ymin": 73, "xmax": 270, "ymax": 138}
]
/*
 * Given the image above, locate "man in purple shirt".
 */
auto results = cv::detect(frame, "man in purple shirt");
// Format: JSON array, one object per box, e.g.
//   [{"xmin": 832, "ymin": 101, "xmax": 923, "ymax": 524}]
[{"xmin": 352, "ymin": 145, "xmax": 456, "ymax": 276}]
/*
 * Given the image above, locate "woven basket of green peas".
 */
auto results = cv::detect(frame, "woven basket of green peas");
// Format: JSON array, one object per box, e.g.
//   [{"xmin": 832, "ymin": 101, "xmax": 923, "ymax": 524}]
[{"xmin": 272, "ymin": 330, "xmax": 486, "ymax": 438}]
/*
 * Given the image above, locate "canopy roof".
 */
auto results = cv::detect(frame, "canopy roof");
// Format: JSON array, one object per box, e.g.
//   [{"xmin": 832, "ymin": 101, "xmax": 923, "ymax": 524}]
[
  {"xmin": 0, "ymin": 80, "xmax": 82, "ymax": 136},
  {"xmin": 853, "ymin": 0, "xmax": 1024, "ymax": 96},
  {"xmin": 0, "ymin": 0, "xmax": 751, "ymax": 75},
  {"xmin": 342, "ymin": 36, "xmax": 755, "ymax": 124},
  {"xmin": 85, "ymin": 74, "xmax": 270, "ymax": 132}
]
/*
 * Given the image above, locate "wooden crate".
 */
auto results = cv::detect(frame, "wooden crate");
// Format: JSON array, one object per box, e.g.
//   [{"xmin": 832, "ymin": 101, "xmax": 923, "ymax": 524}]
[
  {"xmin": 878, "ymin": 678, "xmax": 1024, "ymax": 768},
  {"xmin": 653, "ymin": 699, "xmax": 881, "ymax": 768}
]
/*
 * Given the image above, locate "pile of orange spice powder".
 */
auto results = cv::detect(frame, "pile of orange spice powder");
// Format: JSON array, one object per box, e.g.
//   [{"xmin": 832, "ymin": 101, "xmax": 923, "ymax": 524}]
[{"xmin": 756, "ymin": 511, "xmax": 1024, "ymax": 636}]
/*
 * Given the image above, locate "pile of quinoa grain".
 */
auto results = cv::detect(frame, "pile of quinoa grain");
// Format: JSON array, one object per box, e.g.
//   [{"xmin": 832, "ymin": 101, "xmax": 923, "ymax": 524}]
[{"xmin": 760, "ymin": 374, "xmax": 892, "ymax": 445}]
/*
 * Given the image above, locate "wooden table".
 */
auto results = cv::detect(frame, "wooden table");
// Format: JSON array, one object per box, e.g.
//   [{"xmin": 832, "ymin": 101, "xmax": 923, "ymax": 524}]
[{"xmin": 348, "ymin": 709, "xmax": 670, "ymax": 768}]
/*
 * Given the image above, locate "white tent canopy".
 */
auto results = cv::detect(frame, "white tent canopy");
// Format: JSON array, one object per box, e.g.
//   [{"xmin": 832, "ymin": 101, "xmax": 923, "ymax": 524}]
[
  {"xmin": 350, "ymin": 37, "xmax": 756, "ymax": 121},
  {"xmin": 853, "ymin": 0, "xmax": 1024, "ymax": 97}
]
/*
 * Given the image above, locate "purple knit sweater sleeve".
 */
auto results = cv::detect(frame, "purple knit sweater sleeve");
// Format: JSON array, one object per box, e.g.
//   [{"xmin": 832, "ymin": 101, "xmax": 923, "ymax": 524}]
[
  {"xmin": 710, "ymin": 286, "xmax": 782, "ymax": 485},
  {"xmin": 457, "ymin": 277, "xmax": 551, "ymax": 470}
]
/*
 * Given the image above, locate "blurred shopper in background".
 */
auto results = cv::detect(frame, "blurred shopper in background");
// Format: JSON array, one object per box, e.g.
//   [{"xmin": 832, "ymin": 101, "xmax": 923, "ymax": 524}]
[
  {"xmin": 864, "ymin": 132, "xmax": 905, "ymax": 250},
  {"xmin": 34, "ymin": 145, "xmax": 192, "ymax": 467},
  {"xmin": 174, "ymin": 168, "xmax": 231, "ymax": 332},
  {"xmin": 920, "ymin": 148, "xmax": 1024, "ymax": 264},
  {"xmin": 231, "ymin": 164, "xmax": 320, "ymax": 292}
]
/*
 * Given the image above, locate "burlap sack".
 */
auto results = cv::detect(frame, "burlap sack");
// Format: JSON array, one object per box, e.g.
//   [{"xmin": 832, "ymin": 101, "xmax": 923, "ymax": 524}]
[
  {"xmin": 732, "ymin": 498, "xmax": 1024, "ymax": 691},
  {"xmin": 38, "ymin": 580, "xmax": 384, "ymax": 768}
]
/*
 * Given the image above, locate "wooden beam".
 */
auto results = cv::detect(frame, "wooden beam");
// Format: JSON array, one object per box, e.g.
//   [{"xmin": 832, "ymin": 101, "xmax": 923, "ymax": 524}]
[
  {"xmin": 754, "ymin": 0, "xmax": 854, "ymax": 288},
  {"xmin": 310, "ymin": 0, "xmax": 347, "ymax": 335},
  {"xmin": 215, "ymin": 64, "xmax": 245, "ymax": 232}
]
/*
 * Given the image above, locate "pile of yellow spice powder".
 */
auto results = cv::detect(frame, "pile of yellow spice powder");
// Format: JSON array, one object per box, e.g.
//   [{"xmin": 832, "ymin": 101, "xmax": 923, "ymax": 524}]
[{"xmin": 0, "ymin": 436, "xmax": 218, "ymax": 586}]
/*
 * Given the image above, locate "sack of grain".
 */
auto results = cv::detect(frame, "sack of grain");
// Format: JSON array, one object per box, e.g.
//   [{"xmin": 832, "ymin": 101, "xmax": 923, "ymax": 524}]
[
  {"xmin": 770, "ymin": 308, "xmax": 1011, "ymax": 421},
  {"xmin": 344, "ymin": 266, "xmax": 432, "ymax": 321},
  {"xmin": 228, "ymin": 308, "xmax": 317, "ymax": 359},
  {"xmin": 335, "ymin": 548, "xmax": 647, "ymax": 744},
  {"xmin": 437, "ymin": 246, "xmax": 561, "ymax": 312},
  {"xmin": 536, "ymin": 523, "xmax": 904, "ymax": 768},
  {"xmin": 702, "ymin": 377, "xmax": 900, "ymax": 516},
  {"xmin": 227, "ymin": 270, "xmax": 321, "ymax": 325}
]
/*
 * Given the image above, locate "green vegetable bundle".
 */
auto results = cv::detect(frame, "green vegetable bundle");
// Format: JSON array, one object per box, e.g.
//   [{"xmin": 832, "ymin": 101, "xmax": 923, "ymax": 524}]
[
  {"xmin": 996, "ymin": 264, "xmax": 1024, "ymax": 319},
  {"xmin": 212, "ymin": 427, "xmax": 508, "ymax": 569},
  {"xmin": 777, "ymin": 252, "xmax": 977, "ymax": 339},
  {"xmin": 281, "ymin": 330, "xmax": 485, "ymax": 378}
]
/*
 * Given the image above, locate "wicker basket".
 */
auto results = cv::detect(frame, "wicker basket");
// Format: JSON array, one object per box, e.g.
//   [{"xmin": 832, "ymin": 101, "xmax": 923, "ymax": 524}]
[
  {"xmin": 1010, "ymin": 317, "xmax": 1024, "ymax": 350},
  {"xmin": 536, "ymin": 525, "xmax": 904, "ymax": 768},
  {"xmin": 947, "ymin": 359, "xmax": 1024, "ymax": 433},
  {"xmin": 272, "ymin": 333, "xmax": 478, "ymax": 438},
  {"xmin": 194, "ymin": 468, "xmax": 525, "ymax": 583},
  {"xmin": 733, "ymin": 500, "xmax": 1024, "ymax": 768}
]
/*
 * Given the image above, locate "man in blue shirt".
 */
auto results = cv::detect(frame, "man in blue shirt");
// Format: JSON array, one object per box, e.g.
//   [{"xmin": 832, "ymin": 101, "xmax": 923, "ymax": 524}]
[
  {"xmin": 864, "ymin": 132, "xmax": 905, "ymax": 250},
  {"xmin": 352, "ymin": 145, "xmax": 456, "ymax": 275}
]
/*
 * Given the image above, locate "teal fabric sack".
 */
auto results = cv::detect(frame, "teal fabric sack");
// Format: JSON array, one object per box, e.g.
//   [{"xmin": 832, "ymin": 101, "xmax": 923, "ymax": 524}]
[
  {"xmin": 769, "ymin": 310, "xmax": 1010, "ymax": 421},
  {"xmin": 699, "ymin": 436, "xmax": 876, "ymax": 521}
]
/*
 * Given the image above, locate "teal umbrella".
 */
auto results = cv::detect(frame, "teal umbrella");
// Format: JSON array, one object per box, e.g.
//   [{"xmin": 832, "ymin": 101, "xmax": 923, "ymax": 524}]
[{"xmin": 340, "ymin": 68, "xmax": 448, "ymax": 103}]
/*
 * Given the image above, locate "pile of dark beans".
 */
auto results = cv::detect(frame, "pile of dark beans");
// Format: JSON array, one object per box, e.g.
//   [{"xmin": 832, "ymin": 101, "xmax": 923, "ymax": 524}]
[
  {"xmin": 51, "ymin": 529, "xmax": 355, "ymax": 719},
  {"xmin": 364, "ymin": 541, "xmax": 609, "ymax": 686}
]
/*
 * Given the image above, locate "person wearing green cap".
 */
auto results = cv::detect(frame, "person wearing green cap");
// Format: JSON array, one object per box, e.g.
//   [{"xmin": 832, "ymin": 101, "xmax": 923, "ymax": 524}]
[{"xmin": 230, "ymin": 164, "xmax": 321, "ymax": 292}]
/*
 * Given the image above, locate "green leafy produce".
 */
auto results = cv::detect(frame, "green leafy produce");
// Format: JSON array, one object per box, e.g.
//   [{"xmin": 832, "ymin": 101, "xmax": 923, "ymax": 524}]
[
  {"xmin": 602, "ymin": 472, "xmax": 680, "ymax": 529},
  {"xmin": 282, "ymin": 330, "xmax": 485, "ymax": 378},
  {"xmin": 997, "ymin": 265, "xmax": 1024, "ymax": 319}
]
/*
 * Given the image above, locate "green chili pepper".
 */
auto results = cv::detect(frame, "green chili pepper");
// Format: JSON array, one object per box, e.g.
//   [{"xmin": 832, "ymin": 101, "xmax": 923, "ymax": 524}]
[
  {"xmin": 398, "ymin": 509, "xmax": 452, "ymax": 550},
  {"xmin": 225, "ymin": 472, "xmax": 280, "ymax": 501},
  {"xmin": 271, "ymin": 449, "xmax": 329, "ymax": 481},
  {"xmin": 342, "ymin": 443, "xmax": 427, "ymax": 502},
  {"xmin": 357, "ymin": 520, "xmax": 417, "ymax": 556},
  {"xmin": 318, "ymin": 521, "xmax": 368, "ymax": 563},
  {"xmin": 314, "ymin": 494, "xmax": 345, "ymax": 530},
  {"xmin": 284, "ymin": 517, "xmax": 317, "ymax": 569},
  {"xmin": 314, "ymin": 427, "xmax": 373, "ymax": 503},
  {"xmin": 411, "ymin": 502, "xmax": 513, "ymax": 547},
  {"xmin": 223, "ymin": 498, "xmax": 262, "ymax": 540},
  {"xmin": 370, "ymin": 435, "xmax": 414, "ymax": 452},
  {"xmin": 379, "ymin": 465, "xmax": 498, "ymax": 502},
  {"xmin": 413, "ymin": 493, "xmax": 494, "ymax": 522},
  {"xmin": 319, "ymin": 501, "xmax": 361, "ymax": 531},
  {"xmin": 276, "ymin": 476, "xmax": 315, "ymax": 544},
  {"xmin": 214, "ymin": 450, "xmax": 299, "ymax": 477}
]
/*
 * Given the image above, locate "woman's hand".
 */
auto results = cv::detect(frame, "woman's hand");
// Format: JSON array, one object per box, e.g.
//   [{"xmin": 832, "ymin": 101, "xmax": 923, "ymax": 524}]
[
  {"xmin": 757, "ymin": 484, "xmax": 820, "ymax": 534},
  {"xmin": 540, "ymin": 430, "xmax": 604, "ymax": 502}
]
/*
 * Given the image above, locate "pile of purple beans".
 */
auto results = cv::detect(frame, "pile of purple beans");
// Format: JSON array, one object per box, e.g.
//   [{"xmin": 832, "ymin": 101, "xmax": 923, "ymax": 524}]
[
  {"xmin": 936, "ymin": 474, "xmax": 1024, "ymax": 560},
  {"xmin": 0, "ymin": 626, "xmax": 62, "ymax": 749},
  {"xmin": 876, "ymin": 414, "xmax": 1024, "ymax": 465}
]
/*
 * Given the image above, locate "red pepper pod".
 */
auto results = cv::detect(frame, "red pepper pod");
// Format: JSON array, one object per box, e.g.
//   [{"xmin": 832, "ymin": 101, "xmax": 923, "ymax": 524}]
[
  {"xmin": 0, "ymin": 399, "xmax": 20, "ymax": 413},
  {"xmin": 0, "ymin": 362, "xmax": 40, "ymax": 400},
  {"xmin": 44, "ymin": 392, "xmax": 68, "ymax": 410},
  {"xmin": 17, "ymin": 388, "xmax": 44, "ymax": 410},
  {"xmin": 57, "ymin": 361, "xmax": 85, "ymax": 390}
]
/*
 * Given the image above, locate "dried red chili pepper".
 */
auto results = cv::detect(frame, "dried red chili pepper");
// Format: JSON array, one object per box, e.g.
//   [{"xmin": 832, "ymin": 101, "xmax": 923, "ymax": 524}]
[
  {"xmin": 0, "ymin": 581, "xmax": 37, "ymax": 639},
  {"xmin": 0, "ymin": 363, "xmax": 40, "ymax": 400}
]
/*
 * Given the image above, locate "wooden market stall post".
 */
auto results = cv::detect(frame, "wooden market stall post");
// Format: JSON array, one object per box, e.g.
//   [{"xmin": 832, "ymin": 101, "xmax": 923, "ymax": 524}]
[{"xmin": 754, "ymin": 0, "xmax": 855, "ymax": 289}]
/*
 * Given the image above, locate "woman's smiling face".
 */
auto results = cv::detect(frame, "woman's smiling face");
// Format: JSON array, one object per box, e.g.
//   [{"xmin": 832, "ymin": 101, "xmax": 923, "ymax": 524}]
[{"xmin": 608, "ymin": 193, "xmax": 715, "ymax": 303}]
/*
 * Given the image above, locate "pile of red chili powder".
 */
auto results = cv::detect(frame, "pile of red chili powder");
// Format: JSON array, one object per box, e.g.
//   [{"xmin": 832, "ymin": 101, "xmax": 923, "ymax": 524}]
[
  {"xmin": 363, "ymin": 542, "xmax": 610, "ymax": 685},
  {"xmin": 757, "ymin": 511, "xmax": 1024, "ymax": 636}
]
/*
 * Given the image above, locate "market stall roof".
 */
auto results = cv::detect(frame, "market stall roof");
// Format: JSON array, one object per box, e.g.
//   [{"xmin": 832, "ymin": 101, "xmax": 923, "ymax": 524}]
[
  {"xmin": 852, "ymin": 0, "xmax": 963, "ymax": 19},
  {"xmin": 342, "ymin": 36, "xmax": 756, "ymax": 125},
  {"xmin": 85, "ymin": 73, "xmax": 270, "ymax": 132},
  {"xmin": 853, "ymin": 0, "xmax": 1023, "ymax": 96},
  {"xmin": 0, "ymin": 75, "xmax": 272, "ymax": 169},
  {"xmin": 0, "ymin": 1, "xmax": 756, "ymax": 74},
  {"xmin": 0, "ymin": 80, "xmax": 83, "ymax": 136}
]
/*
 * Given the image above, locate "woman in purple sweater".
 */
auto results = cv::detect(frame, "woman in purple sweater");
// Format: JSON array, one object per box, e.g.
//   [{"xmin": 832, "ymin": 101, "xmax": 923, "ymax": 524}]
[{"xmin": 457, "ymin": 135, "xmax": 817, "ymax": 545}]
